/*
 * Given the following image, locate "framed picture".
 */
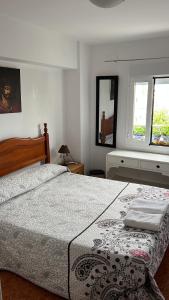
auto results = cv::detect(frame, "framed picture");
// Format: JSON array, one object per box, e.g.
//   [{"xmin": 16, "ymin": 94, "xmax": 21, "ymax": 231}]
[{"xmin": 0, "ymin": 67, "xmax": 21, "ymax": 114}]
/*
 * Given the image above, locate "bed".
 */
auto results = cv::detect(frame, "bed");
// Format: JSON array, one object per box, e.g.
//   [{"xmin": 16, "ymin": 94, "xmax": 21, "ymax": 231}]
[
  {"xmin": 100, "ymin": 111, "xmax": 113, "ymax": 144},
  {"xmin": 0, "ymin": 124, "xmax": 169, "ymax": 300}
]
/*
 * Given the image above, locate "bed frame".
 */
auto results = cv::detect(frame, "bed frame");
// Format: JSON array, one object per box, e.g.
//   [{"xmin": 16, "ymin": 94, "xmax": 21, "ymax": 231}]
[
  {"xmin": 100, "ymin": 111, "xmax": 113, "ymax": 144},
  {"xmin": 0, "ymin": 124, "xmax": 168, "ymax": 299},
  {"xmin": 0, "ymin": 123, "xmax": 50, "ymax": 177},
  {"xmin": 0, "ymin": 123, "xmax": 65, "ymax": 299}
]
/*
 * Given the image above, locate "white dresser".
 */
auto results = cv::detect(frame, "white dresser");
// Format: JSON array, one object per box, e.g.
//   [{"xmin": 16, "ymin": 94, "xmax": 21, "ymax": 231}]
[{"xmin": 106, "ymin": 150, "xmax": 169, "ymax": 186}]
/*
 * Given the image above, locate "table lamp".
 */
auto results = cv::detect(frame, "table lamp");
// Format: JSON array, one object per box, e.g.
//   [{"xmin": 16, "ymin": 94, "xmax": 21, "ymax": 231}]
[{"xmin": 58, "ymin": 145, "xmax": 71, "ymax": 165}]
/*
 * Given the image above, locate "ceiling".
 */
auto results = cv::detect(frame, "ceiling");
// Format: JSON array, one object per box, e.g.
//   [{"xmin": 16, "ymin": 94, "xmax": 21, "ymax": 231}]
[{"xmin": 1, "ymin": 0, "xmax": 169, "ymax": 44}]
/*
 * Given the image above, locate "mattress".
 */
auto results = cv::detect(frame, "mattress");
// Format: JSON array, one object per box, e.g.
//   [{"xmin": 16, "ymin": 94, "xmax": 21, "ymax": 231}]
[{"xmin": 0, "ymin": 164, "xmax": 168, "ymax": 300}]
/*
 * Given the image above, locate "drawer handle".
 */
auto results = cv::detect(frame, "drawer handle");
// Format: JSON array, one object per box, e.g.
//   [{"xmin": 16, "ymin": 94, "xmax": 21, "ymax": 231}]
[
  {"xmin": 156, "ymin": 165, "xmax": 160, "ymax": 169},
  {"xmin": 121, "ymin": 160, "xmax": 124, "ymax": 163}
]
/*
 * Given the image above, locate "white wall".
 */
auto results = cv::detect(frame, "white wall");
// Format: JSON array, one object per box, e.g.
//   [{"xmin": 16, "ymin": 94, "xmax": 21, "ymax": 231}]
[
  {"xmin": 64, "ymin": 43, "xmax": 91, "ymax": 173},
  {"xmin": 0, "ymin": 15, "xmax": 79, "ymax": 163},
  {"xmin": 90, "ymin": 36, "xmax": 169, "ymax": 171},
  {"xmin": 0, "ymin": 61, "xmax": 65, "ymax": 162},
  {"xmin": 0, "ymin": 15, "xmax": 77, "ymax": 69},
  {"xmin": 63, "ymin": 68, "xmax": 81, "ymax": 162},
  {"xmin": 79, "ymin": 43, "xmax": 91, "ymax": 172}
]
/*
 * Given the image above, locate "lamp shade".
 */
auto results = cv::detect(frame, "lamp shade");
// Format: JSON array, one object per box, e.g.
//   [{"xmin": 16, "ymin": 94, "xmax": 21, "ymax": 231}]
[
  {"xmin": 89, "ymin": 0, "xmax": 125, "ymax": 8},
  {"xmin": 58, "ymin": 145, "xmax": 70, "ymax": 154}
]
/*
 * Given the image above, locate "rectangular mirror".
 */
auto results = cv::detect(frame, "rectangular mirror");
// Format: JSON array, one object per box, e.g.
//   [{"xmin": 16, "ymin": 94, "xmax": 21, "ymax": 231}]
[{"xmin": 96, "ymin": 76, "xmax": 118, "ymax": 147}]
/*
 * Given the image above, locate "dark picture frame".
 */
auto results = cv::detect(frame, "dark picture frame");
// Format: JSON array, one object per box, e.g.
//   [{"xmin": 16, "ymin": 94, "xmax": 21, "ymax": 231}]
[
  {"xmin": 96, "ymin": 76, "xmax": 118, "ymax": 148},
  {"xmin": 0, "ymin": 66, "xmax": 21, "ymax": 114}
]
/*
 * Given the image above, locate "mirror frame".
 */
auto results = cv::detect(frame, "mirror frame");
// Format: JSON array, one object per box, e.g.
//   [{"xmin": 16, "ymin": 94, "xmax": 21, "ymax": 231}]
[{"xmin": 96, "ymin": 75, "xmax": 118, "ymax": 148}]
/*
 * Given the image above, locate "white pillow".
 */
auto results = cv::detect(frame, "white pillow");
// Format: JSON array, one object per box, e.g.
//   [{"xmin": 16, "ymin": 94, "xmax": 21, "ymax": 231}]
[{"xmin": 0, "ymin": 164, "xmax": 67, "ymax": 205}]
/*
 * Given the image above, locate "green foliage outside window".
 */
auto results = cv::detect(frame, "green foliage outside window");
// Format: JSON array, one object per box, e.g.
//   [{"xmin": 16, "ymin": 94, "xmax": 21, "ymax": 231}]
[
  {"xmin": 153, "ymin": 110, "xmax": 169, "ymax": 125},
  {"xmin": 133, "ymin": 110, "xmax": 169, "ymax": 137},
  {"xmin": 133, "ymin": 126, "xmax": 146, "ymax": 136},
  {"xmin": 152, "ymin": 110, "xmax": 169, "ymax": 136}
]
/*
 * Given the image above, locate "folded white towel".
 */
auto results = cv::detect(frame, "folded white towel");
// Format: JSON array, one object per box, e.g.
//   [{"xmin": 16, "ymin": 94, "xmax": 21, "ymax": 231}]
[
  {"xmin": 124, "ymin": 209, "xmax": 163, "ymax": 232},
  {"xmin": 130, "ymin": 198, "xmax": 169, "ymax": 214}
]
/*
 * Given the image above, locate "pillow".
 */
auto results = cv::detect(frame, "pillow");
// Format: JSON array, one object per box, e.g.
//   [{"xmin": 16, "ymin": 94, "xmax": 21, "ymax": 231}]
[{"xmin": 0, "ymin": 164, "xmax": 68, "ymax": 205}]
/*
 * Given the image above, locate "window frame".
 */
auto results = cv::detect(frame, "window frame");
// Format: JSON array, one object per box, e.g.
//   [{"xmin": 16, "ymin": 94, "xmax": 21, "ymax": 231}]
[
  {"xmin": 149, "ymin": 76, "xmax": 169, "ymax": 147},
  {"xmin": 126, "ymin": 75, "xmax": 169, "ymax": 151},
  {"xmin": 126, "ymin": 76, "xmax": 153, "ymax": 148}
]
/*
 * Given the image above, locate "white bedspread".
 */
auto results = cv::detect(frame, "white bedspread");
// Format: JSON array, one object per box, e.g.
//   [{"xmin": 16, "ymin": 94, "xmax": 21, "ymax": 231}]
[{"xmin": 0, "ymin": 164, "xmax": 168, "ymax": 300}]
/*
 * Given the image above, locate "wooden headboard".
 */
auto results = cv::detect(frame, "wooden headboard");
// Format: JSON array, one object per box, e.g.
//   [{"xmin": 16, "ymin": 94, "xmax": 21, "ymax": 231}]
[{"xmin": 0, "ymin": 123, "xmax": 50, "ymax": 177}]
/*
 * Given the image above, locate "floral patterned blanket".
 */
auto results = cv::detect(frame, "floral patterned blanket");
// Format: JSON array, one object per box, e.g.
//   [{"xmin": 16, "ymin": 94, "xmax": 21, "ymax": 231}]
[
  {"xmin": 69, "ymin": 184, "xmax": 169, "ymax": 300},
  {"xmin": 0, "ymin": 164, "xmax": 168, "ymax": 300}
]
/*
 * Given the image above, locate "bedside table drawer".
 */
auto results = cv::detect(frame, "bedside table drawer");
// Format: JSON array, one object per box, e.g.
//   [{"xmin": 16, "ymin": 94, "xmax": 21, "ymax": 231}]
[
  {"xmin": 107, "ymin": 156, "xmax": 139, "ymax": 169},
  {"xmin": 75, "ymin": 167, "xmax": 84, "ymax": 175},
  {"xmin": 67, "ymin": 163, "xmax": 84, "ymax": 175}
]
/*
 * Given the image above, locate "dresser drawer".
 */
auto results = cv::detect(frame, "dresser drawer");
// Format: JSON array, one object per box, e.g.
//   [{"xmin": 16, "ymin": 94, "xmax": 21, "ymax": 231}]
[
  {"xmin": 140, "ymin": 160, "xmax": 169, "ymax": 175},
  {"xmin": 67, "ymin": 163, "xmax": 84, "ymax": 175},
  {"xmin": 107, "ymin": 156, "xmax": 139, "ymax": 169}
]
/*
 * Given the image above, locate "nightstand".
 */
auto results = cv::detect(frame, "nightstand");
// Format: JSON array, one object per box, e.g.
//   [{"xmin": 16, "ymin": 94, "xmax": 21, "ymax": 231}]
[{"xmin": 67, "ymin": 163, "xmax": 84, "ymax": 175}]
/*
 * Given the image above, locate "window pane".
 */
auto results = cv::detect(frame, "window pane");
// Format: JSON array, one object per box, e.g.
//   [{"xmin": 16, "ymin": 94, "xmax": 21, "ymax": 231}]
[
  {"xmin": 151, "ymin": 78, "xmax": 169, "ymax": 146},
  {"xmin": 132, "ymin": 82, "xmax": 148, "ymax": 141}
]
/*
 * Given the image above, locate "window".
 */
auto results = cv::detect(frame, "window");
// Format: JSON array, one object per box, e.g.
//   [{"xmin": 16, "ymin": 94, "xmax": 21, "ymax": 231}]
[
  {"xmin": 128, "ymin": 76, "xmax": 169, "ymax": 147},
  {"xmin": 151, "ymin": 78, "xmax": 169, "ymax": 146},
  {"xmin": 132, "ymin": 81, "xmax": 148, "ymax": 142}
]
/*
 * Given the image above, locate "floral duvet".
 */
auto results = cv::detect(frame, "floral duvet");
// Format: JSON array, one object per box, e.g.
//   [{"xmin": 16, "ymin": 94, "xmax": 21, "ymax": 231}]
[{"xmin": 0, "ymin": 164, "xmax": 168, "ymax": 300}]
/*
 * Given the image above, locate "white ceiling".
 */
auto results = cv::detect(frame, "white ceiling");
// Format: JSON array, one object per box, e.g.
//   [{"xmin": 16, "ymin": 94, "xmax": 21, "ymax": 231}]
[{"xmin": 1, "ymin": 0, "xmax": 169, "ymax": 44}]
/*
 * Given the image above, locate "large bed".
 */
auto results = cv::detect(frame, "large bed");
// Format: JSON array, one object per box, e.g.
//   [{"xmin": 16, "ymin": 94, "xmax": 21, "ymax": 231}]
[{"xmin": 0, "ymin": 124, "xmax": 169, "ymax": 300}]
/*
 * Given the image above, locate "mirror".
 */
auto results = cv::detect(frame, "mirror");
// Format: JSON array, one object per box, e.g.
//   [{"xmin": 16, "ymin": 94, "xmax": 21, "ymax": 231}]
[{"xmin": 96, "ymin": 76, "xmax": 118, "ymax": 147}]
